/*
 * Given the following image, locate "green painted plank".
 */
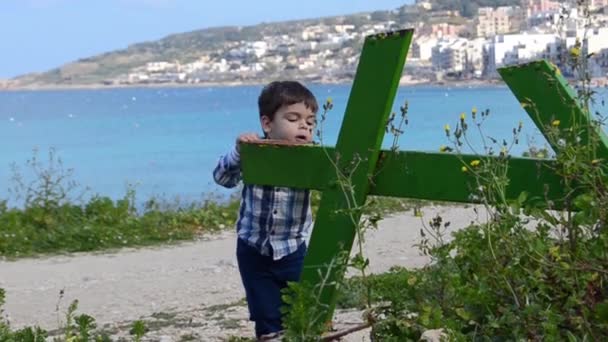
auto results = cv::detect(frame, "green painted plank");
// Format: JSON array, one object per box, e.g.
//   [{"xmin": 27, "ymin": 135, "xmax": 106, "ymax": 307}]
[
  {"xmin": 240, "ymin": 142, "xmax": 331, "ymax": 190},
  {"xmin": 498, "ymin": 60, "xmax": 608, "ymax": 159},
  {"xmin": 372, "ymin": 151, "xmax": 567, "ymax": 208},
  {"xmin": 241, "ymin": 143, "xmax": 568, "ymax": 207},
  {"xmin": 301, "ymin": 29, "xmax": 413, "ymax": 324}
]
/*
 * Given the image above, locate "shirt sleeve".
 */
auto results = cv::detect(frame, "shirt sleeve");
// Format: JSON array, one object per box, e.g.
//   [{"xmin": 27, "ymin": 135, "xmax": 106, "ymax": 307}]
[{"xmin": 212, "ymin": 146, "xmax": 242, "ymax": 188}]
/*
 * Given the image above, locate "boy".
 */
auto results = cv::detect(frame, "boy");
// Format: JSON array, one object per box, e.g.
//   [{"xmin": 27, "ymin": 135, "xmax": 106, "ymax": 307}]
[{"xmin": 213, "ymin": 81, "xmax": 318, "ymax": 340}]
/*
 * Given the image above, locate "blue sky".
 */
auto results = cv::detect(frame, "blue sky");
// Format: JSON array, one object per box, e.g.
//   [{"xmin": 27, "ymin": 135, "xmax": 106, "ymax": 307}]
[{"xmin": 1, "ymin": 0, "xmax": 412, "ymax": 78}]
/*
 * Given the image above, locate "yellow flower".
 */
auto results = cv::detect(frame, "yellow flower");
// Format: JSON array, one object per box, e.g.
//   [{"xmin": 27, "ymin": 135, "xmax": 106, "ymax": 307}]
[
  {"xmin": 570, "ymin": 47, "xmax": 581, "ymax": 58},
  {"xmin": 460, "ymin": 112, "xmax": 466, "ymax": 121},
  {"xmin": 592, "ymin": 159, "xmax": 601, "ymax": 165},
  {"xmin": 326, "ymin": 97, "xmax": 333, "ymax": 104},
  {"xmin": 501, "ymin": 147, "xmax": 508, "ymax": 155},
  {"xmin": 470, "ymin": 160, "xmax": 481, "ymax": 167},
  {"xmin": 472, "ymin": 107, "xmax": 477, "ymax": 114},
  {"xmin": 444, "ymin": 124, "xmax": 451, "ymax": 132},
  {"xmin": 461, "ymin": 166, "xmax": 468, "ymax": 173},
  {"xmin": 552, "ymin": 120, "xmax": 560, "ymax": 127},
  {"xmin": 439, "ymin": 145, "xmax": 448, "ymax": 152}
]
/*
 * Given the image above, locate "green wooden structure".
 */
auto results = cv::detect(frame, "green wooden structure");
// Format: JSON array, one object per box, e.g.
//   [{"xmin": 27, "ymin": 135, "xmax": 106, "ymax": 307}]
[{"xmin": 239, "ymin": 29, "xmax": 603, "ymax": 326}]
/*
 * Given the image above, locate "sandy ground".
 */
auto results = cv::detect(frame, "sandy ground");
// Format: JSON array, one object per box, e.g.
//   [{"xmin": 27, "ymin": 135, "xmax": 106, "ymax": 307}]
[{"xmin": 0, "ymin": 205, "xmax": 487, "ymax": 341}]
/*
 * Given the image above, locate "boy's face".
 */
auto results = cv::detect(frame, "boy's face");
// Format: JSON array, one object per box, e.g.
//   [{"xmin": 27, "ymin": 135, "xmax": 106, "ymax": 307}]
[{"xmin": 261, "ymin": 102, "xmax": 316, "ymax": 143}]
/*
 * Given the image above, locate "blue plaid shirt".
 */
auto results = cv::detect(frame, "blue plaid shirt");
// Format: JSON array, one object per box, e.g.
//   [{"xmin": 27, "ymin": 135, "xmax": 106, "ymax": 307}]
[{"xmin": 213, "ymin": 146, "xmax": 313, "ymax": 260}]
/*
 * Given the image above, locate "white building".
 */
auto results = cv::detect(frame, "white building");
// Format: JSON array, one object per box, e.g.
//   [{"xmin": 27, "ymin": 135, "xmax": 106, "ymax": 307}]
[
  {"xmin": 590, "ymin": 0, "xmax": 608, "ymax": 10},
  {"xmin": 432, "ymin": 38, "xmax": 469, "ymax": 73},
  {"xmin": 582, "ymin": 27, "xmax": 608, "ymax": 76},
  {"xmin": 484, "ymin": 33, "xmax": 560, "ymax": 76},
  {"xmin": 467, "ymin": 38, "xmax": 487, "ymax": 77},
  {"xmin": 145, "ymin": 61, "xmax": 176, "ymax": 73},
  {"xmin": 302, "ymin": 25, "xmax": 328, "ymax": 41},
  {"xmin": 211, "ymin": 59, "xmax": 230, "ymax": 73},
  {"xmin": 334, "ymin": 24, "xmax": 355, "ymax": 34},
  {"xmin": 585, "ymin": 27, "xmax": 608, "ymax": 55},
  {"xmin": 416, "ymin": 0, "xmax": 432, "ymax": 10},
  {"xmin": 248, "ymin": 41, "xmax": 268, "ymax": 57},
  {"xmin": 412, "ymin": 37, "xmax": 439, "ymax": 61}
]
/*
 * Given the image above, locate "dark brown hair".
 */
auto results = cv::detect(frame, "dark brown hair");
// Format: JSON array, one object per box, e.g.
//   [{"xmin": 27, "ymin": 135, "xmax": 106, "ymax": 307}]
[{"xmin": 258, "ymin": 81, "xmax": 318, "ymax": 120}]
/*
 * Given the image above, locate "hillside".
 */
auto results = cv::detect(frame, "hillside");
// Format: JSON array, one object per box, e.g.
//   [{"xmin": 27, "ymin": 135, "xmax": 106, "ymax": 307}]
[{"xmin": 11, "ymin": 0, "xmax": 521, "ymax": 87}]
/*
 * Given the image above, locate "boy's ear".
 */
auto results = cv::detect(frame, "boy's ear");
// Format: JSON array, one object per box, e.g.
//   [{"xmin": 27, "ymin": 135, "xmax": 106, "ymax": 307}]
[{"xmin": 260, "ymin": 115, "xmax": 272, "ymax": 135}]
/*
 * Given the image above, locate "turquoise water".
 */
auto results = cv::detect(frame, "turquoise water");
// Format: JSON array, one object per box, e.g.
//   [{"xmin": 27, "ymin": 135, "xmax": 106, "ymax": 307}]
[{"xmin": 1, "ymin": 84, "xmax": 605, "ymax": 204}]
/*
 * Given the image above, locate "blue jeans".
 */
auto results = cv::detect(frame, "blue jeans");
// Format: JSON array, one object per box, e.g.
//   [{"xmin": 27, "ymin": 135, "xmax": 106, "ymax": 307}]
[{"xmin": 236, "ymin": 238, "xmax": 307, "ymax": 337}]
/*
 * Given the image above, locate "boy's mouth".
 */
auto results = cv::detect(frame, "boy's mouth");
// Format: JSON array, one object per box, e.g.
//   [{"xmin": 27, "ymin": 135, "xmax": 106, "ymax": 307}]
[{"xmin": 295, "ymin": 135, "xmax": 308, "ymax": 142}]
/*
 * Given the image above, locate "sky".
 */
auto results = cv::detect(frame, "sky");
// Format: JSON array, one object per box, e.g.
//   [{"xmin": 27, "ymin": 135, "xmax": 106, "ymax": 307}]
[{"xmin": 1, "ymin": 0, "xmax": 413, "ymax": 78}]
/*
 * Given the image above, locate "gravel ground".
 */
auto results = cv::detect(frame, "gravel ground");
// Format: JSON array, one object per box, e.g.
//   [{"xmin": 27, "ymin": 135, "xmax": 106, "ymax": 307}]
[{"xmin": 0, "ymin": 205, "xmax": 486, "ymax": 341}]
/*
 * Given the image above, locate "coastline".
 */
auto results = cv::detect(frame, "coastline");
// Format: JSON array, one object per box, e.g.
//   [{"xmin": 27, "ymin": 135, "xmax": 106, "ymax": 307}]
[
  {"xmin": 2, "ymin": 75, "xmax": 606, "ymax": 92},
  {"xmin": 0, "ymin": 77, "xmax": 509, "ymax": 92}
]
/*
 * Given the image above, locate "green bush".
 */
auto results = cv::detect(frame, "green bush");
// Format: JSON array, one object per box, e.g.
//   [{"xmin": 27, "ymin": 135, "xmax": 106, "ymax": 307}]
[{"xmin": 0, "ymin": 149, "xmax": 241, "ymax": 257}]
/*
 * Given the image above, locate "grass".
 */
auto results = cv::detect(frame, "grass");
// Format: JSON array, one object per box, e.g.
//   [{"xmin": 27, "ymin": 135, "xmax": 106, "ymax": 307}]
[
  {"xmin": 0, "ymin": 190, "xmax": 425, "ymax": 258},
  {"xmin": 0, "ymin": 192, "xmax": 242, "ymax": 258}
]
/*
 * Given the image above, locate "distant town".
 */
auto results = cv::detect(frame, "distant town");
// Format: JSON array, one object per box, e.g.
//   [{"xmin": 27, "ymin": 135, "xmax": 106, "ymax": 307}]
[{"xmin": 4, "ymin": 0, "xmax": 608, "ymax": 89}]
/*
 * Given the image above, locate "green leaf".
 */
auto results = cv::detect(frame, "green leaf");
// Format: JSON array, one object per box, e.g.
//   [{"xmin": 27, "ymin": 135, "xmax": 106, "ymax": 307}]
[
  {"xmin": 594, "ymin": 301, "xmax": 608, "ymax": 323},
  {"xmin": 517, "ymin": 191, "xmax": 528, "ymax": 205},
  {"xmin": 573, "ymin": 194, "xmax": 593, "ymax": 211},
  {"xmin": 566, "ymin": 331, "xmax": 578, "ymax": 342},
  {"xmin": 455, "ymin": 307, "xmax": 471, "ymax": 321}
]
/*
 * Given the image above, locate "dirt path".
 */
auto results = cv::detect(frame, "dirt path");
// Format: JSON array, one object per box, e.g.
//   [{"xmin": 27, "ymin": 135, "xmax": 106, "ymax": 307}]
[{"xmin": 0, "ymin": 205, "xmax": 486, "ymax": 341}]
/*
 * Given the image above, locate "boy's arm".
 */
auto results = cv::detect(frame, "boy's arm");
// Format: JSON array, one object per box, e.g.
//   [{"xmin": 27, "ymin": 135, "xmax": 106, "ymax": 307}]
[{"xmin": 212, "ymin": 146, "xmax": 242, "ymax": 188}]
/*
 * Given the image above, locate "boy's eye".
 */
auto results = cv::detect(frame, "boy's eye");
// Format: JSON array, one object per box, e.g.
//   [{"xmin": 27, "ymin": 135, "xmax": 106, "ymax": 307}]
[{"xmin": 307, "ymin": 119, "xmax": 316, "ymax": 126}]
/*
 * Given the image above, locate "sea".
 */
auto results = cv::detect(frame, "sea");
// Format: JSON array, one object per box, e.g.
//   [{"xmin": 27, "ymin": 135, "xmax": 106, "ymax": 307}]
[{"xmin": 1, "ymin": 84, "xmax": 606, "ymax": 206}]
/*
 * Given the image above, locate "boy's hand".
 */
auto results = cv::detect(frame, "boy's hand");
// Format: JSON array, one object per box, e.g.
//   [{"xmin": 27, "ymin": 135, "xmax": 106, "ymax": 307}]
[{"xmin": 236, "ymin": 133, "xmax": 261, "ymax": 152}]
